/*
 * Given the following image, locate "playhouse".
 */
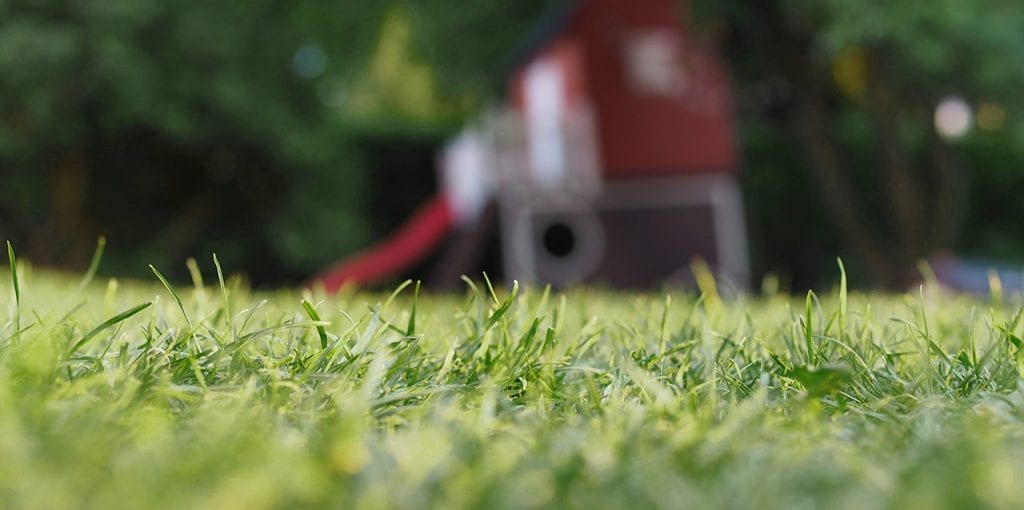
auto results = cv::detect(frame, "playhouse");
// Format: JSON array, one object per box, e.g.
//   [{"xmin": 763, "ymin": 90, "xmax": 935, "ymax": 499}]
[{"xmin": 315, "ymin": 0, "xmax": 748, "ymax": 291}]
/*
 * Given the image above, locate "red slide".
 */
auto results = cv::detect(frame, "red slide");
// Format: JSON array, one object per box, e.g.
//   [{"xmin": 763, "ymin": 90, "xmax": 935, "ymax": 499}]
[{"xmin": 312, "ymin": 195, "xmax": 455, "ymax": 293}]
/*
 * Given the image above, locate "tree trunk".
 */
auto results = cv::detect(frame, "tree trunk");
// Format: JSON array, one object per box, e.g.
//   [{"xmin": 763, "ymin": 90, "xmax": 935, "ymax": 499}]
[
  {"xmin": 753, "ymin": 3, "xmax": 896, "ymax": 285},
  {"xmin": 864, "ymin": 53, "xmax": 924, "ymax": 266}
]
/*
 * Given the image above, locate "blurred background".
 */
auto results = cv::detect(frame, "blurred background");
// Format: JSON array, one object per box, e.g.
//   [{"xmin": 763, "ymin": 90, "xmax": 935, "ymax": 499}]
[{"xmin": 2, "ymin": 0, "xmax": 1024, "ymax": 291}]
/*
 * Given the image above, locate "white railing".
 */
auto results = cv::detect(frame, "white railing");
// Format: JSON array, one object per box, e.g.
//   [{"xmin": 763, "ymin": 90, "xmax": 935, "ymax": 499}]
[{"xmin": 485, "ymin": 104, "xmax": 603, "ymax": 199}]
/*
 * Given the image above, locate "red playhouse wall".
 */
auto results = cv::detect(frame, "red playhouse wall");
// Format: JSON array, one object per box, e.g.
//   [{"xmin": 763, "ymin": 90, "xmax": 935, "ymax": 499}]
[{"xmin": 510, "ymin": 0, "xmax": 737, "ymax": 179}]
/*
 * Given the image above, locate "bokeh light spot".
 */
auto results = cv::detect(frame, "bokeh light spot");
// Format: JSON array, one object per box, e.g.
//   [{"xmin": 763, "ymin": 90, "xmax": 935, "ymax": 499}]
[
  {"xmin": 934, "ymin": 96, "xmax": 972, "ymax": 140},
  {"xmin": 293, "ymin": 44, "xmax": 327, "ymax": 79},
  {"xmin": 832, "ymin": 46, "xmax": 867, "ymax": 100},
  {"xmin": 976, "ymin": 102, "xmax": 1006, "ymax": 132},
  {"xmin": 317, "ymin": 80, "xmax": 347, "ymax": 108}
]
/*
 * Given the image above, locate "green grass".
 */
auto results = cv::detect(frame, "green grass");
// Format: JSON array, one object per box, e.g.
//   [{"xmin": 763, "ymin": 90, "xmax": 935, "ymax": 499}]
[{"xmin": 3, "ymin": 252, "xmax": 1024, "ymax": 509}]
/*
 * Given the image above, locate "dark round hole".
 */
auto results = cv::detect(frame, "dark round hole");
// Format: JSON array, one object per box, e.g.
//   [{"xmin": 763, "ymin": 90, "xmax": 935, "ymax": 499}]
[{"xmin": 542, "ymin": 222, "xmax": 576, "ymax": 258}]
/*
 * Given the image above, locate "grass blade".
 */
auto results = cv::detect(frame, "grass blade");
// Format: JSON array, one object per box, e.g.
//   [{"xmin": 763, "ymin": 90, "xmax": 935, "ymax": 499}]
[
  {"xmin": 150, "ymin": 264, "xmax": 192, "ymax": 328},
  {"xmin": 69, "ymin": 302, "xmax": 152, "ymax": 355},
  {"xmin": 407, "ymin": 280, "xmax": 421, "ymax": 337},
  {"xmin": 691, "ymin": 257, "xmax": 721, "ymax": 312},
  {"xmin": 301, "ymin": 299, "xmax": 329, "ymax": 349},
  {"xmin": 76, "ymin": 236, "xmax": 106, "ymax": 291},
  {"xmin": 483, "ymin": 280, "xmax": 519, "ymax": 332},
  {"xmin": 6, "ymin": 240, "xmax": 21, "ymax": 343},
  {"xmin": 186, "ymin": 257, "xmax": 204, "ymax": 289},
  {"xmin": 383, "ymin": 279, "xmax": 414, "ymax": 311},
  {"xmin": 7, "ymin": 240, "xmax": 19, "ymax": 306},
  {"xmin": 837, "ymin": 257, "xmax": 848, "ymax": 343},
  {"xmin": 804, "ymin": 290, "xmax": 816, "ymax": 365},
  {"xmin": 213, "ymin": 253, "xmax": 235, "ymax": 340}
]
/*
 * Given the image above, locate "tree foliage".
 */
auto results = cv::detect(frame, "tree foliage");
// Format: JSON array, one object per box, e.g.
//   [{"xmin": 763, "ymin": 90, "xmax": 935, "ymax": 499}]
[
  {"xmin": 0, "ymin": 0, "xmax": 558, "ymax": 282},
  {"xmin": 6, "ymin": 0, "xmax": 1024, "ymax": 287},
  {"xmin": 702, "ymin": 0, "xmax": 1024, "ymax": 286},
  {"xmin": 0, "ymin": 0, "xmax": 391, "ymax": 280},
  {"xmin": 405, "ymin": 0, "xmax": 560, "ymax": 99}
]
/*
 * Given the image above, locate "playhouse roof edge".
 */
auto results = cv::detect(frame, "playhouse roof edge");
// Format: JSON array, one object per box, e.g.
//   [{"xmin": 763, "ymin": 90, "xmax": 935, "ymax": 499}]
[{"xmin": 499, "ymin": 0, "xmax": 585, "ymax": 91}]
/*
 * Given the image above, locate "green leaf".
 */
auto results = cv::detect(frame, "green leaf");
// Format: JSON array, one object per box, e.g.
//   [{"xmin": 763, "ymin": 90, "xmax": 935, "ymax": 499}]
[{"xmin": 787, "ymin": 364, "xmax": 853, "ymax": 397}]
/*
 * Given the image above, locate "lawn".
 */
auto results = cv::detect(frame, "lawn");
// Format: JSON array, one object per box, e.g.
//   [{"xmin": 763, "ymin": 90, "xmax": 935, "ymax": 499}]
[{"xmin": 3, "ymin": 244, "xmax": 1024, "ymax": 509}]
